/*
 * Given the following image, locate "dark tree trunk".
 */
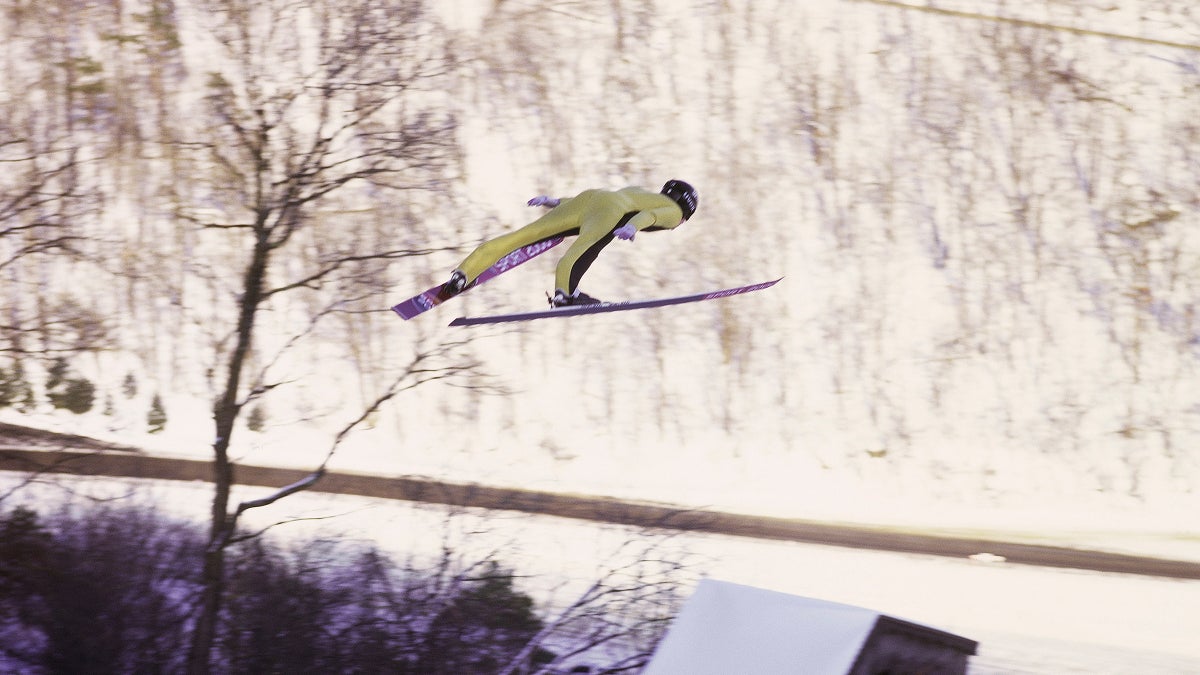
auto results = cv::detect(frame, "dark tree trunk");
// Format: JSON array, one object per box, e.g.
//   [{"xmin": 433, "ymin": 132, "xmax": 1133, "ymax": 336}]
[{"xmin": 186, "ymin": 225, "xmax": 271, "ymax": 675}]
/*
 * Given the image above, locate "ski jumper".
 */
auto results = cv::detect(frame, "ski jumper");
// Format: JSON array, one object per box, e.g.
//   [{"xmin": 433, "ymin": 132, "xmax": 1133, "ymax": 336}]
[{"xmin": 455, "ymin": 187, "xmax": 685, "ymax": 294}]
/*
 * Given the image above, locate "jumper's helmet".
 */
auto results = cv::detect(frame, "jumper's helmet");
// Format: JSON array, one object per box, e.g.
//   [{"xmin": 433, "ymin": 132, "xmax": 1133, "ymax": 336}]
[{"xmin": 661, "ymin": 179, "xmax": 699, "ymax": 221}]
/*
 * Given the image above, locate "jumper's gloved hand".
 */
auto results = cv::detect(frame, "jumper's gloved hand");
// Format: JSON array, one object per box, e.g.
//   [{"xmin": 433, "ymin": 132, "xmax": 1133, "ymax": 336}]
[
  {"xmin": 613, "ymin": 222, "xmax": 637, "ymax": 241},
  {"xmin": 527, "ymin": 195, "xmax": 560, "ymax": 207}
]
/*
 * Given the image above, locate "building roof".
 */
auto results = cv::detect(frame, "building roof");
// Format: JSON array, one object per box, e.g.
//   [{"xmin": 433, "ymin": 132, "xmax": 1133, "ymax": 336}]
[{"xmin": 644, "ymin": 578, "xmax": 976, "ymax": 675}]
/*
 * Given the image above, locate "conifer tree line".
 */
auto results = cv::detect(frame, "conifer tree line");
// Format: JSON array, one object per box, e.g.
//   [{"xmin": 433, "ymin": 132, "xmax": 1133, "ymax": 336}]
[{"xmin": 1, "ymin": 358, "xmax": 170, "ymax": 432}]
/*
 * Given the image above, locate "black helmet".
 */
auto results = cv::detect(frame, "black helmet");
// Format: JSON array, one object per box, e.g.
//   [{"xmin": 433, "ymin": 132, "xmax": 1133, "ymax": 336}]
[{"xmin": 661, "ymin": 179, "xmax": 698, "ymax": 221}]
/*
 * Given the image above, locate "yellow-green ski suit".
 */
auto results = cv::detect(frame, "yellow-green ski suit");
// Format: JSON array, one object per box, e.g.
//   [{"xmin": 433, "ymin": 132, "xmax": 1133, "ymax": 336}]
[{"xmin": 455, "ymin": 187, "xmax": 686, "ymax": 294}]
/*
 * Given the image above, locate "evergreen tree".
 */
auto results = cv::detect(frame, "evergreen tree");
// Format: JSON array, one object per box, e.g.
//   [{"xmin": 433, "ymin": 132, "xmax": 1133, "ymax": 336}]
[
  {"xmin": 45, "ymin": 358, "xmax": 68, "ymax": 395},
  {"xmin": 11, "ymin": 361, "xmax": 35, "ymax": 412},
  {"xmin": 60, "ymin": 379, "xmax": 96, "ymax": 414},
  {"xmin": 246, "ymin": 404, "xmax": 265, "ymax": 432},
  {"xmin": 416, "ymin": 562, "xmax": 544, "ymax": 674},
  {"xmin": 45, "ymin": 359, "xmax": 95, "ymax": 414},
  {"xmin": 0, "ymin": 363, "xmax": 15, "ymax": 408},
  {"xmin": 147, "ymin": 394, "xmax": 167, "ymax": 433},
  {"xmin": 0, "ymin": 506, "xmax": 53, "ymax": 599},
  {"xmin": 121, "ymin": 372, "xmax": 138, "ymax": 399}
]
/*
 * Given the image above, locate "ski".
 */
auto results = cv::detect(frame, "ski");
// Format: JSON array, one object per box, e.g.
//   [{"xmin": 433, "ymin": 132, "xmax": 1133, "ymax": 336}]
[
  {"xmin": 448, "ymin": 278, "xmax": 782, "ymax": 326},
  {"xmin": 391, "ymin": 237, "xmax": 564, "ymax": 320}
]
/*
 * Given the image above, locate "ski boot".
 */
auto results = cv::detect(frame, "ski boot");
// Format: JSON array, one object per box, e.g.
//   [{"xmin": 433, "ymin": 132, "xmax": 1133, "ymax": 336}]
[
  {"xmin": 436, "ymin": 270, "xmax": 468, "ymax": 301},
  {"xmin": 549, "ymin": 289, "xmax": 603, "ymax": 308}
]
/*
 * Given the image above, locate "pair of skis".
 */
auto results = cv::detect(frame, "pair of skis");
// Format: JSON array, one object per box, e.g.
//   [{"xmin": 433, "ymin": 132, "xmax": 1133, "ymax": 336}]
[{"xmin": 391, "ymin": 238, "xmax": 779, "ymax": 325}]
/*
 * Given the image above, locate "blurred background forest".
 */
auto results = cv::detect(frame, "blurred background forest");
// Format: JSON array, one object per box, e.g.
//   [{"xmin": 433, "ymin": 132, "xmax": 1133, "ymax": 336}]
[
  {"xmin": 3, "ymin": 0, "xmax": 1200, "ymax": 671},
  {"xmin": 3, "ymin": 0, "xmax": 1197, "ymax": 513}
]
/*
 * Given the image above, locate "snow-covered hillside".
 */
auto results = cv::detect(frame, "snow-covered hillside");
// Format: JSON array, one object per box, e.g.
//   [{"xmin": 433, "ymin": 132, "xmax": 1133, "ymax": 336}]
[
  {"xmin": 3, "ymin": 3, "xmax": 1200, "ymax": 664},
  {"xmin": 7, "ymin": 0, "xmax": 1197, "ymax": 525}
]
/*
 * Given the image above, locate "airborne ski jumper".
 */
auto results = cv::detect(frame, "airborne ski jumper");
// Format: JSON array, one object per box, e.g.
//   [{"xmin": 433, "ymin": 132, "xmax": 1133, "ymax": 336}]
[
  {"xmin": 390, "ymin": 179, "xmax": 779, "ymax": 323},
  {"xmin": 442, "ymin": 180, "xmax": 700, "ymax": 308}
]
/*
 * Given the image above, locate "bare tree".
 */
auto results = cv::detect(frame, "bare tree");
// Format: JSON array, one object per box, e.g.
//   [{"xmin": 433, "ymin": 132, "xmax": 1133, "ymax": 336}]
[
  {"xmin": 0, "ymin": 10, "xmax": 104, "ymax": 361},
  {"xmin": 500, "ymin": 533, "xmax": 694, "ymax": 675},
  {"xmin": 0, "ymin": 141, "xmax": 89, "ymax": 275},
  {"xmin": 174, "ymin": 1, "xmax": 468, "ymax": 671}
]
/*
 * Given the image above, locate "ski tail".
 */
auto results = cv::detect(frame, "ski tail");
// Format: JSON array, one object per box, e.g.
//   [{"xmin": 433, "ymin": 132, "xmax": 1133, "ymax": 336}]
[{"xmin": 391, "ymin": 237, "xmax": 564, "ymax": 320}]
